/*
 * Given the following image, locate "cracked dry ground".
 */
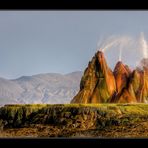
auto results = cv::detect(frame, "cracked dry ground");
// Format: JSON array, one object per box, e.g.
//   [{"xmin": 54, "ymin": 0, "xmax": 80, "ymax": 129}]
[{"xmin": 0, "ymin": 121, "xmax": 148, "ymax": 138}]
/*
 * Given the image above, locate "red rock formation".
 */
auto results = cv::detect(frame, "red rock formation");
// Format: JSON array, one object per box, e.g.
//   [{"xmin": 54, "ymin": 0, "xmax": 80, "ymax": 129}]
[
  {"xmin": 71, "ymin": 51, "xmax": 116, "ymax": 103},
  {"xmin": 110, "ymin": 61, "xmax": 134, "ymax": 103},
  {"xmin": 113, "ymin": 61, "xmax": 130, "ymax": 94},
  {"xmin": 71, "ymin": 51, "xmax": 148, "ymax": 104}
]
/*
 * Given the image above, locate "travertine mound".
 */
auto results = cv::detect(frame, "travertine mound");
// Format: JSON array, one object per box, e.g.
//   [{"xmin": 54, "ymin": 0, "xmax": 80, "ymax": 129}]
[{"xmin": 71, "ymin": 50, "xmax": 148, "ymax": 103}]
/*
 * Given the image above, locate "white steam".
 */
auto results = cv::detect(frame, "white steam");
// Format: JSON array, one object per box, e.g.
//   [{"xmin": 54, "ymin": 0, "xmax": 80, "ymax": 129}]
[
  {"xmin": 119, "ymin": 48, "xmax": 122, "ymax": 61},
  {"xmin": 96, "ymin": 33, "xmax": 148, "ymax": 69},
  {"xmin": 140, "ymin": 32, "xmax": 148, "ymax": 59},
  {"xmin": 97, "ymin": 35, "xmax": 133, "ymax": 62},
  {"xmin": 97, "ymin": 35, "xmax": 133, "ymax": 52}
]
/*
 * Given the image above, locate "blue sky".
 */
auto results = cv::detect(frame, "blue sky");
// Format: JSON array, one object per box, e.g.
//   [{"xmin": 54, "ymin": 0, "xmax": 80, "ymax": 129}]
[{"xmin": 0, "ymin": 11, "xmax": 148, "ymax": 79}]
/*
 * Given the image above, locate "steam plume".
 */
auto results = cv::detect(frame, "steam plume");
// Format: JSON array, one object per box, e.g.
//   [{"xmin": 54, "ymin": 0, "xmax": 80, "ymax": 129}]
[
  {"xmin": 140, "ymin": 32, "xmax": 148, "ymax": 59},
  {"xmin": 96, "ymin": 33, "xmax": 148, "ymax": 69},
  {"xmin": 97, "ymin": 35, "xmax": 132, "ymax": 52},
  {"xmin": 119, "ymin": 48, "xmax": 122, "ymax": 61}
]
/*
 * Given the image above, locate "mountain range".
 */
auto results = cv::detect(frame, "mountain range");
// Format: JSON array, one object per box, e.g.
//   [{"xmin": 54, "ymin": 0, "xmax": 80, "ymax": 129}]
[{"xmin": 0, "ymin": 71, "xmax": 82, "ymax": 105}]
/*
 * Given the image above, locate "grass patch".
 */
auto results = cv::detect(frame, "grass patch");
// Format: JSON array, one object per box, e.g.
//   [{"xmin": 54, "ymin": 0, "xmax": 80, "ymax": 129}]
[{"xmin": 0, "ymin": 103, "xmax": 148, "ymax": 129}]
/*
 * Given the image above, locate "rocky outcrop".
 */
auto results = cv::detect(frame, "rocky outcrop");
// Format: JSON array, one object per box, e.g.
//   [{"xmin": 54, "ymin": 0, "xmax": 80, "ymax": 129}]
[
  {"xmin": 113, "ymin": 61, "xmax": 130, "ymax": 94},
  {"xmin": 71, "ymin": 50, "xmax": 148, "ymax": 104},
  {"xmin": 110, "ymin": 61, "xmax": 134, "ymax": 103},
  {"xmin": 71, "ymin": 51, "xmax": 116, "ymax": 103}
]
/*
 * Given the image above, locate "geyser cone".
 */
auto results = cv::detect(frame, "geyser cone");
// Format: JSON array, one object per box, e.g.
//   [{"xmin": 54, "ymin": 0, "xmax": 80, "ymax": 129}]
[
  {"xmin": 117, "ymin": 67, "xmax": 148, "ymax": 103},
  {"xmin": 111, "ymin": 61, "xmax": 136, "ymax": 103},
  {"xmin": 117, "ymin": 69, "xmax": 143, "ymax": 103},
  {"xmin": 113, "ymin": 61, "xmax": 131, "ymax": 94},
  {"xmin": 71, "ymin": 50, "xmax": 116, "ymax": 103}
]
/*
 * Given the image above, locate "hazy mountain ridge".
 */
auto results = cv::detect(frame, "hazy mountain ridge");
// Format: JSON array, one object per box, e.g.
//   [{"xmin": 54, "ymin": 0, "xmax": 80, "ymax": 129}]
[{"xmin": 0, "ymin": 71, "xmax": 83, "ymax": 105}]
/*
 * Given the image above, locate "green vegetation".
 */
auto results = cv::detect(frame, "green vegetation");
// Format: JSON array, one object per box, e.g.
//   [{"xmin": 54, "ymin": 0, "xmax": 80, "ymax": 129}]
[{"xmin": 0, "ymin": 103, "xmax": 148, "ymax": 130}]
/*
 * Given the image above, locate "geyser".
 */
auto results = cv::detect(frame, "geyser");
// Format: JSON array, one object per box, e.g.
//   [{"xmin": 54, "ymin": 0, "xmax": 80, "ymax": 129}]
[
  {"xmin": 119, "ymin": 48, "xmax": 122, "ymax": 61},
  {"xmin": 140, "ymin": 32, "xmax": 148, "ymax": 59},
  {"xmin": 97, "ymin": 35, "xmax": 133, "ymax": 65}
]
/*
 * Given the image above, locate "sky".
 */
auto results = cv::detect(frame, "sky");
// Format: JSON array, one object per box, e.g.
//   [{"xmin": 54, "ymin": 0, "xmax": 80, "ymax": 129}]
[{"xmin": 0, "ymin": 11, "xmax": 148, "ymax": 79}]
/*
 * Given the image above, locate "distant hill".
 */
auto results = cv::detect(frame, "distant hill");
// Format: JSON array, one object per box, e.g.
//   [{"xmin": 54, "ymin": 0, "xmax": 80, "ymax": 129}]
[{"xmin": 0, "ymin": 71, "xmax": 83, "ymax": 105}]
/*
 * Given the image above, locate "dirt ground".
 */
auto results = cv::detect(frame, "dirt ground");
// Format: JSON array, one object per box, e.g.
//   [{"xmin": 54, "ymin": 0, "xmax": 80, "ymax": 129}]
[{"xmin": 0, "ymin": 121, "xmax": 148, "ymax": 138}]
